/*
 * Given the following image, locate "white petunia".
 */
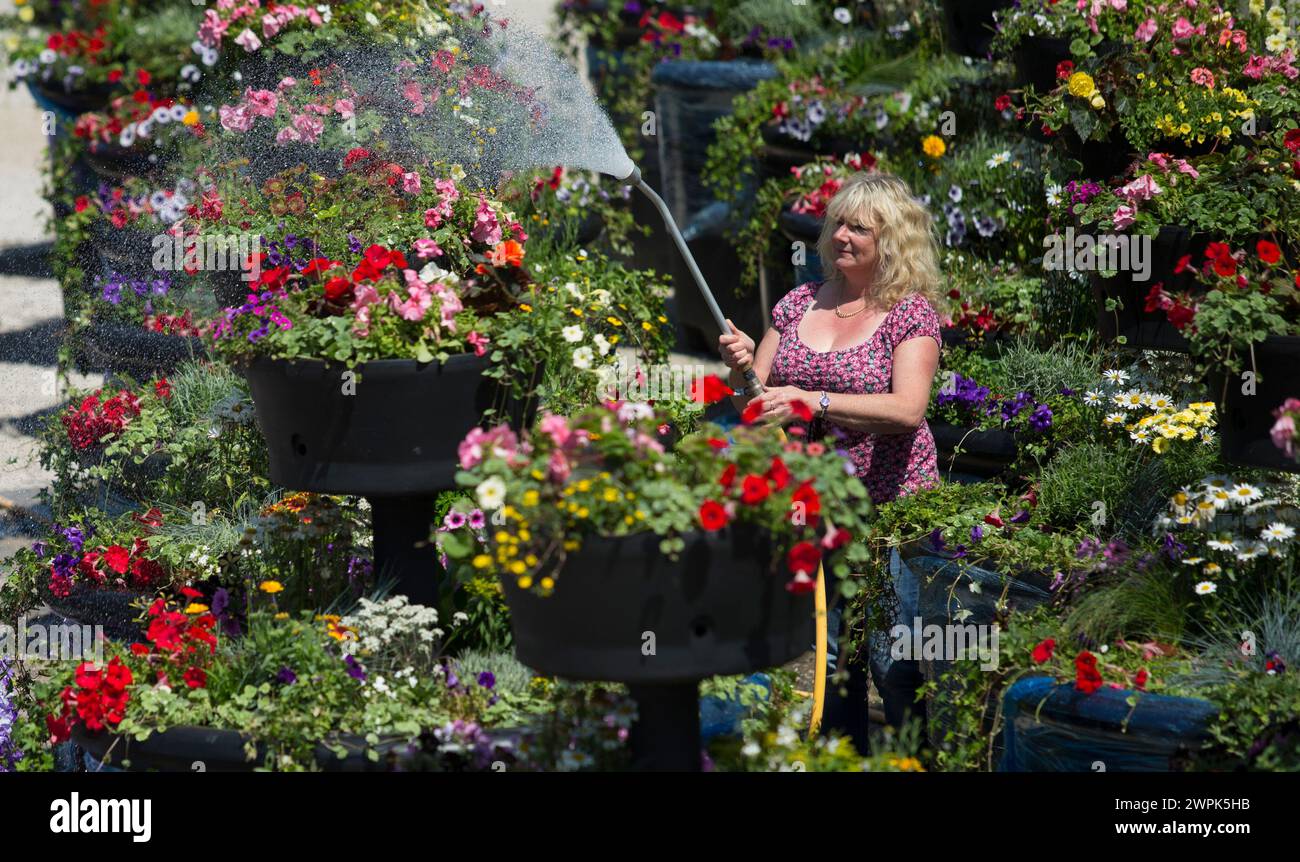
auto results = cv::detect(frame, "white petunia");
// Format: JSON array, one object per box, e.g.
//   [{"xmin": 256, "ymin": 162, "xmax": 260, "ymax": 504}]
[
  {"xmin": 593, "ymin": 333, "xmax": 611, "ymax": 356},
  {"xmin": 562, "ymin": 325, "xmax": 583, "ymax": 343},
  {"xmin": 572, "ymin": 346, "xmax": 595, "ymax": 370},
  {"xmin": 475, "ymin": 476, "xmax": 506, "ymax": 511}
]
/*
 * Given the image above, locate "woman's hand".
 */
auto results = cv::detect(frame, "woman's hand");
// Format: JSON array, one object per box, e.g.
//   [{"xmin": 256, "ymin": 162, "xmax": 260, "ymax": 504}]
[
  {"xmin": 750, "ymin": 386, "xmax": 818, "ymax": 424},
  {"xmin": 718, "ymin": 318, "xmax": 756, "ymax": 371}
]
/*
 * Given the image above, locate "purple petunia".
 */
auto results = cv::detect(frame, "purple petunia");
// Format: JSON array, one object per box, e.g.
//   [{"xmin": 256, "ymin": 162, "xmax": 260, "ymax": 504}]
[
  {"xmin": 276, "ymin": 666, "xmax": 298, "ymax": 685},
  {"xmin": 477, "ymin": 671, "xmax": 495, "ymax": 690},
  {"xmin": 344, "ymin": 654, "xmax": 367, "ymax": 681}
]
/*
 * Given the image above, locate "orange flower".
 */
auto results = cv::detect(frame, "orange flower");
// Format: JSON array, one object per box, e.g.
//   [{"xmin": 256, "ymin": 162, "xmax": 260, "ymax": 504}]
[{"xmin": 488, "ymin": 239, "xmax": 525, "ymax": 268}]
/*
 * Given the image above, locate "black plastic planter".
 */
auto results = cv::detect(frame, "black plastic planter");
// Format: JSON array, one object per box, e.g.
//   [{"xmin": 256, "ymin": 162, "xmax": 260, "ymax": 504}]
[
  {"xmin": 1217, "ymin": 335, "xmax": 1300, "ymax": 474},
  {"xmin": 942, "ymin": 0, "xmax": 1014, "ymax": 58},
  {"xmin": 502, "ymin": 525, "xmax": 814, "ymax": 770},
  {"xmin": 27, "ymin": 79, "xmax": 112, "ymax": 120},
  {"xmin": 1012, "ymin": 37, "xmax": 1121, "ymax": 94},
  {"xmin": 46, "ymin": 586, "xmax": 151, "ymax": 644},
  {"xmin": 243, "ymin": 354, "xmax": 537, "ymax": 604},
  {"xmin": 1092, "ymin": 225, "xmax": 1208, "ymax": 351},
  {"xmin": 776, "ymin": 206, "xmax": 825, "ymax": 290},
  {"xmin": 929, "ymin": 421, "xmax": 1018, "ymax": 479},
  {"xmin": 90, "ymin": 222, "xmax": 158, "ymax": 279},
  {"xmin": 1001, "ymin": 677, "xmax": 1215, "ymax": 771},
  {"xmin": 76, "ymin": 321, "xmax": 206, "ymax": 379}
]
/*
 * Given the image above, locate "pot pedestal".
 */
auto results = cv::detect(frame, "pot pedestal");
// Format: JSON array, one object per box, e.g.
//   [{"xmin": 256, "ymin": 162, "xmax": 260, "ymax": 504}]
[
  {"xmin": 369, "ymin": 494, "xmax": 443, "ymax": 607},
  {"xmin": 626, "ymin": 683, "xmax": 703, "ymax": 772}
]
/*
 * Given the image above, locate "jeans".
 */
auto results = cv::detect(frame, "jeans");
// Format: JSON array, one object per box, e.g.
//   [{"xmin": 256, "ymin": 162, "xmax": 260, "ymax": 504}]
[{"xmin": 819, "ymin": 548, "xmax": 926, "ymax": 753}]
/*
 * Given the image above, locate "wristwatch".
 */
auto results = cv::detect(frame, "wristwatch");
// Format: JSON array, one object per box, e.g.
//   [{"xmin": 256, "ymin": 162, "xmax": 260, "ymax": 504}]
[{"xmin": 818, "ymin": 391, "xmax": 831, "ymax": 421}]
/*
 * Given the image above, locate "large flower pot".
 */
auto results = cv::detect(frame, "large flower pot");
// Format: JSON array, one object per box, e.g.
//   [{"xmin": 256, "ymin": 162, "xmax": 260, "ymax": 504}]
[
  {"xmin": 1091, "ymin": 225, "xmax": 1205, "ymax": 351},
  {"xmin": 90, "ymin": 222, "xmax": 158, "ymax": 279},
  {"xmin": 45, "ymin": 585, "xmax": 151, "ymax": 644},
  {"xmin": 776, "ymin": 206, "xmax": 825, "ymax": 291},
  {"xmin": 1216, "ymin": 335, "xmax": 1300, "ymax": 474},
  {"xmin": 1000, "ymin": 676, "xmax": 1216, "ymax": 772},
  {"xmin": 75, "ymin": 321, "xmax": 206, "ymax": 379},
  {"xmin": 244, "ymin": 354, "xmax": 537, "ymax": 604},
  {"xmin": 942, "ymin": 0, "xmax": 1014, "ymax": 58},
  {"xmin": 502, "ymin": 525, "xmax": 815, "ymax": 770},
  {"xmin": 929, "ymin": 421, "xmax": 1018, "ymax": 479},
  {"xmin": 27, "ymin": 79, "xmax": 112, "ymax": 122}
]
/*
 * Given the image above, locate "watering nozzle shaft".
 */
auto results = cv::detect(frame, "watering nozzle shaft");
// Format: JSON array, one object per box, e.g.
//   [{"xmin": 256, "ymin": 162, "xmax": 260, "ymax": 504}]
[{"xmin": 618, "ymin": 164, "xmax": 765, "ymax": 399}]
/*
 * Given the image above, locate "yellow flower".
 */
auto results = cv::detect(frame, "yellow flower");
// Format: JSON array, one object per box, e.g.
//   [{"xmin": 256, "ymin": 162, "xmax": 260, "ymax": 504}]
[
  {"xmin": 607, "ymin": 316, "xmax": 623, "ymax": 327},
  {"xmin": 519, "ymin": 303, "xmax": 533, "ymax": 313},
  {"xmin": 518, "ymin": 575, "xmax": 533, "ymax": 590},
  {"xmin": 540, "ymin": 576, "xmax": 555, "ymax": 590},
  {"xmin": 185, "ymin": 603, "xmax": 209, "ymax": 615},
  {"xmin": 522, "ymin": 489, "xmax": 539, "ymax": 507},
  {"xmin": 563, "ymin": 539, "xmax": 581, "ymax": 551},
  {"xmin": 274, "ymin": 612, "xmax": 289, "ymax": 620},
  {"xmin": 17, "ymin": 5, "xmax": 33, "ymax": 21},
  {"xmin": 921, "ymin": 135, "xmax": 946, "ymax": 159},
  {"xmin": 1090, "ymin": 94, "xmax": 1106, "ymax": 110},
  {"xmin": 603, "ymin": 487, "xmax": 619, "ymax": 502},
  {"xmin": 472, "ymin": 554, "xmax": 492, "ymax": 569},
  {"xmin": 1067, "ymin": 72, "xmax": 1096, "ymax": 98},
  {"xmin": 182, "ymin": 110, "xmax": 200, "ymax": 126},
  {"xmin": 508, "ymin": 560, "xmax": 527, "ymax": 575},
  {"xmin": 642, "ymin": 321, "xmax": 653, "ymax": 331},
  {"xmin": 530, "ymin": 469, "xmax": 545, "ymax": 481},
  {"xmin": 1152, "ymin": 436, "xmax": 1170, "ymax": 454},
  {"xmin": 259, "ymin": 580, "xmax": 284, "ymax": 594}
]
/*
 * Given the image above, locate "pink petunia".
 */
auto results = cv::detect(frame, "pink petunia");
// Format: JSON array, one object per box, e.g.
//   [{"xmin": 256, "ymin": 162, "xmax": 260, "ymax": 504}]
[
  {"xmin": 198, "ymin": 10, "xmax": 229, "ymax": 48},
  {"xmin": 291, "ymin": 113, "xmax": 324, "ymax": 144},
  {"xmin": 274, "ymin": 125, "xmax": 301, "ymax": 145},
  {"xmin": 413, "ymin": 238, "xmax": 442, "ymax": 259},
  {"xmin": 402, "ymin": 80, "xmax": 425, "ymax": 116},
  {"xmin": 1171, "ymin": 17, "xmax": 1194, "ymax": 40},
  {"xmin": 470, "ymin": 196, "xmax": 502, "ymax": 245},
  {"xmin": 334, "ymin": 98, "xmax": 355, "ymax": 119},
  {"xmin": 402, "ymin": 171, "xmax": 422, "ymax": 195},
  {"xmin": 244, "ymin": 88, "xmax": 278, "ymax": 118},
  {"xmin": 1135, "ymin": 18, "xmax": 1157, "ymax": 42},
  {"xmin": 219, "ymin": 103, "xmax": 255, "ymax": 133},
  {"xmin": 234, "ymin": 28, "xmax": 262, "ymax": 52},
  {"xmin": 261, "ymin": 13, "xmax": 282, "ymax": 38},
  {"xmin": 1118, "ymin": 174, "xmax": 1162, "ymax": 202},
  {"xmin": 277, "ymin": 76, "xmax": 298, "ymax": 90}
]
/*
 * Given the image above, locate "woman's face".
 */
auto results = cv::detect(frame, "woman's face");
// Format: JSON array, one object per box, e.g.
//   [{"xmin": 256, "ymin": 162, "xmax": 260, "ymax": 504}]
[{"xmin": 831, "ymin": 212, "xmax": 878, "ymax": 279}]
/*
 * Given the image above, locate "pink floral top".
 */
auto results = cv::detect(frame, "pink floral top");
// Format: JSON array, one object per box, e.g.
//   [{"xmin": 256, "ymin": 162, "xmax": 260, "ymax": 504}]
[{"xmin": 768, "ymin": 281, "xmax": 941, "ymax": 505}]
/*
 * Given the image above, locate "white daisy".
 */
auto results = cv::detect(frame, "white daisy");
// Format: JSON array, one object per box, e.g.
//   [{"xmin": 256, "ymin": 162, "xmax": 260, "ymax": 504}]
[
  {"xmin": 1130, "ymin": 428, "xmax": 1151, "ymax": 444},
  {"xmin": 1202, "ymin": 562, "xmax": 1223, "ymax": 575},
  {"xmin": 1046, "ymin": 183, "xmax": 1063, "ymax": 206},
  {"xmin": 1261, "ymin": 522, "xmax": 1295, "ymax": 543},
  {"xmin": 1230, "ymin": 483, "xmax": 1263, "ymax": 504},
  {"xmin": 1102, "ymin": 369, "xmax": 1130, "ymax": 385},
  {"xmin": 1181, "ymin": 556, "xmax": 1205, "ymax": 566},
  {"xmin": 1210, "ymin": 488, "xmax": 1233, "ymax": 509},
  {"xmin": 1083, "ymin": 390, "xmax": 1103, "ymax": 406},
  {"xmin": 1203, "ymin": 475, "xmax": 1231, "ymax": 491},
  {"xmin": 1104, "ymin": 412, "xmax": 1127, "ymax": 426},
  {"xmin": 1236, "ymin": 544, "xmax": 1266, "ymax": 561},
  {"xmin": 986, "ymin": 150, "xmax": 1012, "ymax": 168},
  {"xmin": 1206, "ymin": 537, "xmax": 1238, "ymax": 552},
  {"xmin": 1119, "ymin": 390, "xmax": 1147, "ymax": 409},
  {"xmin": 1195, "ymin": 581, "xmax": 1217, "ymax": 595},
  {"xmin": 1145, "ymin": 393, "xmax": 1174, "ymax": 410}
]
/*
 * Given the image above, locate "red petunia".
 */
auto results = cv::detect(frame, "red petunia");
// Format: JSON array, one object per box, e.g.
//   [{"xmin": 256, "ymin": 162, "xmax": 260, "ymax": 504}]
[
  {"xmin": 74, "ymin": 195, "xmax": 89, "ymax": 213},
  {"xmin": 1167, "ymin": 302, "xmax": 1196, "ymax": 330},
  {"xmin": 790, "ymin": 481, "xmax": 821, "ymax": 523},
  {"xmin": 183, "ymin": 667, "xmax": 207, "ymax": 689},
  {"xmin": 1134, "ymin": 668, "xmax": 1149, "ymax": 691},
  {"xmin": 787, "ymin": 541, "xmax": 821, "ymax": 575},
  {"xmin": 741, "ymin": 399, "xmax": 764, "ymax": 425},
  {"xmin": 102, "ymin": 545, "xmax": 130, "ymax": 576},
  {"xmin": 706, "ymin": 438, "xmax": 729, "ymax": 451},
  {"xmin": 107, "ymin": 69, "xmax": 122, "ymax": 83},
  {"xmin": 1257, "ymin": 239, "xmax": 1282, "ymax": 265},
  {"xmin": 1173, "ymin": 254, "xmax": 1192, "ymax": 274},
  {"xmin": 698, "ymin": 499, "xmax": 728, "ymax": 532},
  {"xmin": 1032, "ymin": 638, "xmax": 1056, "ymax": 664},
  {"xmin": 136, "ymin": 69, "xmax": 151, "ymax": 86},
  {"xmin": 1285, "ymin": 127, "xmax": 1300, "ymax": 154},
  {"xmin": 1213, "ymin": 255, "xmax": 1237, "ymax": 277},
  {"xmin": 718, "ymin": 463, "xmax": 737, "ymax": 489},
  {"xmin": 765, "ymin": 457, "xmax": 791, "ymax": 491},
  {"xmin": 740, "ymin": 474, "xmax": 771, "ymax": 505},
  {"xmin": 1074, "ymin": 650, "xmax": 1104, "ymax": 694},
  {"xmin": 690, "ymin": 374, "xmax": 732, "ymax": 405},
  {"xmin": 994, "ymin": 93, "xmax": 1012, "ymax": 112}
]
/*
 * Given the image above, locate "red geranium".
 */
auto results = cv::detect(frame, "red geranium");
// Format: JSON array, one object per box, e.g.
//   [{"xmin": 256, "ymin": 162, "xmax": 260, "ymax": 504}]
[
  {"xmin": 1032, "ymin": 638, "xmax": 1056, "ymax": 664},
  {"xmin": 1284, "ymin": 127, "xmax": 1300, "ymax": 154},
  {"xmin": 183, "ymin": 667, "xmax": 208, "ymax": 689},
  {"xmin": 994, "ymin": 93, "xmax": 1012, "ymax": 112},
  {"xmin": 790, "ymin": 480, "xmax": 821, "ymax": 523},
  {"xmin": 765, "ymin": 457, "xmax": 791, "ymax": 491},
  {"xmin": 323, "ymin": 276, "xmax": 353, "ymax": 302},
  {"xmin": 698, "ymin": 499, "xmax": 728, "ymax": 531},
  {"xmin": 154, "ymin": 378, "xmax": 172, "ymax": 400},
  {"xmin": 1056, "ymin": 60, "xmax": 1075, "ymax": 80},
  {"xmin": 1134, "ymin": 668, "xmax": 1149, "ymax": 691},
  {"xmin": 1074, "ymin": 650, "xmax": 1104, "ymax": 694}
]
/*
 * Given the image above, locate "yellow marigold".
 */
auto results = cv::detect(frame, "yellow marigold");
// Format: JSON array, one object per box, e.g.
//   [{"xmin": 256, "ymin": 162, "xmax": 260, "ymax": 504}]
[
  {"xmin": 259, "ymin": 580, "xmax": 284, "ymax": 594},
  {"xmin": 1067, "ymin": 72, "xmax": 1096, "ymax": 98},
  {"xmin": 921, "ymin": 135, "xmax": 946, "ymax": 159}
]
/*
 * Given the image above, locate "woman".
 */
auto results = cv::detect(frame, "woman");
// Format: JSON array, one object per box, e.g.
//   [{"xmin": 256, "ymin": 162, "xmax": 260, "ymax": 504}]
[{"xmin": 718, "ymin": 172, "xmax": 942, "ymax": 750}]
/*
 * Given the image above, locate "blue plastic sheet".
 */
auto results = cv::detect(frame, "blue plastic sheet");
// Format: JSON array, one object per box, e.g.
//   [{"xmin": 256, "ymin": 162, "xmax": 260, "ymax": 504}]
[{"xmin": 1000, "ymin": 676, "xmax": 1217, "ymax": 772}]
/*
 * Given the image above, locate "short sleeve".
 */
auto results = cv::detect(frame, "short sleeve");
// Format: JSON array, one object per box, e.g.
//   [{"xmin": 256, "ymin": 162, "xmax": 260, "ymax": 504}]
[
  {"xmin": 770, "ymin": 281, "xmax": 818, "ymax": 337},
  {"xmin": 887, "ymin": 294, "xmax": 942, "ymax": 351}
]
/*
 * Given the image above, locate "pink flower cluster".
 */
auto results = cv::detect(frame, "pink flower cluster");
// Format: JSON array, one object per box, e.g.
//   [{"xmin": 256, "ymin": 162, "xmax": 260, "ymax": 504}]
[
  {"xmin": 459, "ymin": 425, "xmax": 532, "ymax": 471},
  {"xmin": 349, "ymin": 269, "xmax": 462, "ymax": 334},
  {"xmin": 1111, "ymin": 154, "xmax": 1198, "ymax": 229},
  {"xmin": 1244, "ymin": 50, "xmax": 1300, "ymax": 81},
  {"xmin": 1272, "ymin": 399, "xmax": 1300, "ymax": 460},
  {"xmin": 470, "ymin": 196, "xmax": 503, "ymax": 245},
  {"xmin": 423, "ymin": 179, "xmax": 461, "ymax": 229},
  {"xmin": 217, "ymin": 80, "xmax": 352, "ymax": 144},
  {"xmin": 197, "ymin": 1, "xmax": 323, "ymax": 50}
]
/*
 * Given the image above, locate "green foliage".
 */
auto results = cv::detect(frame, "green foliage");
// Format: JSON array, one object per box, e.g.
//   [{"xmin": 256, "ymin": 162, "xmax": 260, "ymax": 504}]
[{"xmin": 996, "ymin": 336, "xmax": 1102, "ymax": 399}]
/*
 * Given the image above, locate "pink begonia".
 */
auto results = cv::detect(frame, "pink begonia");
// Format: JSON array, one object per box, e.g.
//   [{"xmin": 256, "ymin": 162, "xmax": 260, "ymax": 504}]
[
  {"xmin": 437, "ymin": 287, "xmax": 462, "ymax": 333},
  {"xmin": 1112, "ymin": 204, "xmax": 1136, "ymax": 230},
  {"xmin": 1271, "ymin": 413, "xmax": 1297, "ymax": 459},
  {"xmin": 219, "ymin": 103, "xmax": 255, "ymax": 133},
  {"xmin": 277, "ymin": 76, "xmax": 297, "ymax": 90},
  {"xmin": 471, "ymin": 196, "xmax": 502, "ymax": 245},
  {"xmin": 334, "ymin": 98, "xmax": 355, "ymax": 119},
  {"xmin": 198, "ymin": 10, "xmax": 229, "ymax": 48},
  {"xmin": 539, "ymin": 414, "xmax": 571, "ymax": 448},
  {"xmin": 275, "ymin": 125, "xmax": 301, "ymax": 145},
  {"xmin": 1135, "ymin": 18, "xmax": 1157, "ymax": 42},
  {"xmin": 467, "ymin": 331, "xmax": 490, "ymax": 357},
  {"xmin": 234, "ymin": 28, "xmax": 263, "ymax": 52},
  {"xmin": 291, "ymin": 113, "xmax": 324, "ymax": 144},
  {"xmin": 244, "ymin": 88, "xmax": 278, "ymax": 118},
  {"xmin": 547, "ymin": 449, "xmax": 571, "ymax": 483},
  {"xmin": 1171, "ymin": 17, "xmax": 1195, "ymax": 39},
  {"xmin": 402, "ymin": 171, "xmax": 422, "ymax": 195},
  {"xmin": 1190, "ymin": 67, "xmax": 1215, "ymax": 88},
  {"xmin": 458, "ymin": 428, "xmax": 486, "ymax": 469},
  {"xmin": 402, "ymin": 81, "xmax": 426, "ymax": 115},
  {"xmin": 1119, "ymin": 174, "xmax": 1162, "ymax": 202},
  {"xmin": 414, "ymin": 238, "xmax": 442, "ymax": 259}
]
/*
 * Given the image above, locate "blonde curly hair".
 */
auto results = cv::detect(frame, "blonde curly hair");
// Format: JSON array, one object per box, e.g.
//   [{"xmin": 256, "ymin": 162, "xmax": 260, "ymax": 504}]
[{"xmin": 815, "ymin": 172, "xmax": 941, "ymax": 310}]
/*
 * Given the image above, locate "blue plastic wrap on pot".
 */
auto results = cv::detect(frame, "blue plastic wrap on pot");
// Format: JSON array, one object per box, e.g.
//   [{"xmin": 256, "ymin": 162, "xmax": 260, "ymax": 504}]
[
  {"xmin": 1000, "ymin": 676, "xmax": 1217, "ymax": 772},
  {"xmin": 650, "ymin": 59, "xmax": 777, "ymax": 225},
  {"xmin": 908, "ymin": 554, "xmax": 1053, "ymax": 629},
  {"xmin": 699, "ymin": 673, "xmax": 772, "ymax": 742}
]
